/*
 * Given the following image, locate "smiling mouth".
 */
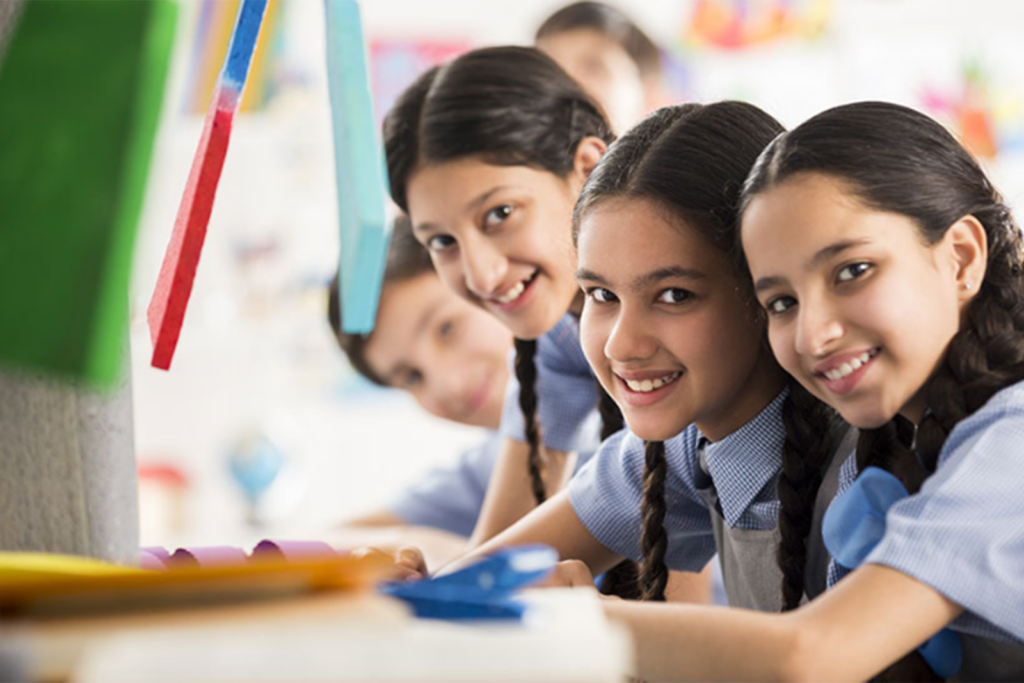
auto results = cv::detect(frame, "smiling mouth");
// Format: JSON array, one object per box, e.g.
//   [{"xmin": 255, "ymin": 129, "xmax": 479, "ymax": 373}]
[
  {"xmin": 491, "ymin": 272, "xmax": 538, "ymax": 305},
  {"xmin": 619, "ymin": 371, "xmax": 682, "ymax": 393},
  {"xmin": 819, "ymin": 348, "xmax": 880, "ymax": 381}
]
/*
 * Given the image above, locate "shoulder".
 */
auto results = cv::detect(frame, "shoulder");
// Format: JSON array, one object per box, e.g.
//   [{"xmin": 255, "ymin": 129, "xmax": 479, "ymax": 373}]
[{"xmin": 939, "ymin": 378, "xmax": 1024, "ymax": 468}]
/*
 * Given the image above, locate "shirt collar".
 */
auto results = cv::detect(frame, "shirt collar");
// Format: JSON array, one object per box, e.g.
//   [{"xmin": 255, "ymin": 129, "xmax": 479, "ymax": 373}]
[{"xmin": 698, "ymin": 389, "xmax": 787, "ymax": 528}]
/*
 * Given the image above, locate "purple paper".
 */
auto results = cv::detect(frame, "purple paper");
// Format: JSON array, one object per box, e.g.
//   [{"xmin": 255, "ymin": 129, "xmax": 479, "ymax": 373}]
[
  {"xmin": 251, "ymin": 539, "xmax": 341, "ymax": 562},
  {"xmin": 169, "ymin": 545, "xmax": 249, "ymax": 568},
  {"xmin": 139, "ymin": 549, "xmax": 168, "ymax": 570}
]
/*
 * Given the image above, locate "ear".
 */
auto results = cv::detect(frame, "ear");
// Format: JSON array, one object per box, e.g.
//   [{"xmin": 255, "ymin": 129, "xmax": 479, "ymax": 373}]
[
  {"xmin": 569, "ymin": 136, "xmax": 608, "ymax": 186},
  {"xmin": 945, "ymin": 214, "xmax": 988, "ymax": 304}
]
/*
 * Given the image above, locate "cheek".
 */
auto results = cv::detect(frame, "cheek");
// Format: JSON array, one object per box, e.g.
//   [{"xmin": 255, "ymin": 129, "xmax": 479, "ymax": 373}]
[{"xmin": 579, "ymin": 307, "xmax": 611, "ymax": 369}]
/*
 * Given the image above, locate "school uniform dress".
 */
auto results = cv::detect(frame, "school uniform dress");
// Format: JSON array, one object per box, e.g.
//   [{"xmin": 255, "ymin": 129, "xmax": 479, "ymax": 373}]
[
  {"xmin": 570, "ymin": 390, "xmax": 852, "ymax": 610},
  {"xmin": 826, "ymin": 380, "xmax": 1024, "ymax": 681},
  {"xmin": 387, "ymin": 432, "xmax": 502, "ymax": 538},
  {"xmin": 498, "ymin": 313, "xmax": 603, "ymax": 459}
]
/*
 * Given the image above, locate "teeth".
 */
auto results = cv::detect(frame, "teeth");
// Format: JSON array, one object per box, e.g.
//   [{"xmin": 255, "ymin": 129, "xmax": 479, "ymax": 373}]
[
  {"xmin": 824, "ymin": 349, "xmax": 878, "ymax": 381},
  {"xmin": 624, "ymin": 372, "xmax": 680, "ymax": 393},
  {"xmin": 494, "ymin": 278, "xmax": 528, "ymax": 304}
]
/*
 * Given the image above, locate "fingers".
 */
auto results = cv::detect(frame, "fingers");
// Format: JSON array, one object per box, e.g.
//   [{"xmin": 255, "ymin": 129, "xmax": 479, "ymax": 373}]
[
  {"xmin": 540, "ymin": 559, "xmax": 597, "ymax": 590},
  {"xmin": 351, "ymin": 545, "xmax": 427, "ymax": 581}
]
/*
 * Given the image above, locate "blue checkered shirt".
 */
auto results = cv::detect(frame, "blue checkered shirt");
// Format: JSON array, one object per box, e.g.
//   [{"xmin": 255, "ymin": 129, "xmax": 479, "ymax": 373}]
[
  {"xmin": 826, "ymin": 380, "xmax": 1024, "ymax": 644},
  {"xmin": 569, "ymin": 390, "xmax": 788, "ymax": 571},
  {"xmin": 499, "ymin": 313, "xmax": 602, "ymax": 456}
]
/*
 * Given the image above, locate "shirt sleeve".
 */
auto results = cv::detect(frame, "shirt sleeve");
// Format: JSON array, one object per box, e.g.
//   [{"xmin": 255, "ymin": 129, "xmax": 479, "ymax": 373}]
[
  {"xmin": 568, "ymin": 429, "xmax": 717, "ymax": 572},
  {"xmin": 499, "ymin": 318, "xmax": 602, "ymax": 454},
  {"xmin": 386, "ymin": 433, "xmax": 500, "ymax": 538},
  {"xmin": 864, "ymin": 397, "xmax": 1024, "ymax": 642}
]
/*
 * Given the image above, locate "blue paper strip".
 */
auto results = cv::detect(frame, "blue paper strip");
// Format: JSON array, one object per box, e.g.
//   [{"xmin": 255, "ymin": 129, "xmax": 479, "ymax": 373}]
[
  {"xmin": 223, "ymin": 0, "xmax": 267, "ymax": 88},
  {"xmin": 325, "ymin": 0, "xmax": 391, "ymax": 334}
]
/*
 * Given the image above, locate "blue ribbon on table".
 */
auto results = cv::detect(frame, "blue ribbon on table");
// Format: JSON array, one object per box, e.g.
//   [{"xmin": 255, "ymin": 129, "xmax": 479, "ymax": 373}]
[
  {"xmin": 379, "ymin": 545, "xmax": 558, "ymax": 621},
  {"xmin": 822, "ymin": 466, "xmax": 962, "ymax": 678}
]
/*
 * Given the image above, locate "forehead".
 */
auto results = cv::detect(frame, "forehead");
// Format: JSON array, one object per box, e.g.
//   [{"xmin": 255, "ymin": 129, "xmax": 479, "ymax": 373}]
[
  {"xmin": 538, "ymin": 27, "xmax": 634, "ymax": 67},
  {"xmin": 577, "ymin": 197, "xmax": 727, "ymax": 270},
  {"xmin": 406, "ymin": 159, "xmax": 558, "ymax": 221}
]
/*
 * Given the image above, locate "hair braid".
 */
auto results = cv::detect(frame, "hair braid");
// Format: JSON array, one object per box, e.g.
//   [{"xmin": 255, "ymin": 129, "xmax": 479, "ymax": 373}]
[
  {"xmin": 597, "ymin": 383, "xmax": 624, "ymax": 440},
  {"xmin": 639, "ymin": 440, "xmax": 669, "ymax": 602},
  {"xmin": 776, "ymin": 382, "xmax": 838, "ymax": 611},
  {"xmin": 593, "ymin": 382, "xmax": 641, "ymax": 600},
  {"xmin": 514, "ymin": 338, "xmax": 546, "ymax": 506}
]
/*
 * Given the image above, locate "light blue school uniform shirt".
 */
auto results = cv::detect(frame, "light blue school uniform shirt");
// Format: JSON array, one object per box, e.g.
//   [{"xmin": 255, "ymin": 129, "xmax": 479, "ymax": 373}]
[
  {"xmin": 827, "ymin": 379, "xmax": 1024, "ymax": 645},
  {"xmin": 499, "ymin": 313, "xmax": 602, "ymax": 457},
  {"xmin": 569, "ymin": 391, "xmax": 788, "ymax": 572},
  {"xmin": 387, "ymin": 432, "xmax": 501, "ymax": 538}
]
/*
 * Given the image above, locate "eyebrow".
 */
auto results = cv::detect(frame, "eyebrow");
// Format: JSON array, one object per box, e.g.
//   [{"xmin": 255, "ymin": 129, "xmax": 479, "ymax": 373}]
[
  {"xmin": 413, "ymin": 185, "xmax": 515, "ymax": 234},
  {"xmin": 753, "ymin": 238, "xmax": 873, "ymax": 293},
  {"xmin": 575, "ymin": 265, "xmax": 708, "ymax": 289},
  {"xmin": 381, "ymin": 297, "xmax": 445, "ymax": 384}
]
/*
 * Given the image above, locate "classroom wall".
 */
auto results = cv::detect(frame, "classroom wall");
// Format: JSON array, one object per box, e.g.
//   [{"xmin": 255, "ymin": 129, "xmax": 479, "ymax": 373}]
[{"xmin": 128, "ymin": 0, "xmax": 1024, "ymax": 547}]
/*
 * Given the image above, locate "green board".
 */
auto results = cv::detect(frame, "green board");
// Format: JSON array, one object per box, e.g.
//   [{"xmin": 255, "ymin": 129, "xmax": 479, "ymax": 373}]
[{"xmin": 0, "ymin": 1, "xmax": 177, "ymax": 386}]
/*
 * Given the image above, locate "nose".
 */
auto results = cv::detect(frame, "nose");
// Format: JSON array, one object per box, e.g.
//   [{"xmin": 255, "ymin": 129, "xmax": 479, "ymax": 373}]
[
  {"xmin": 461, "ymin": 235, "xmax": 508, "ymax": 298},
  {"xmin": 604, "ymin": 304, "xmax": 657, "ymax": 363},
  {"xmin": 794, "ymin": 298, "xmax": 844, "ymax": 357}
]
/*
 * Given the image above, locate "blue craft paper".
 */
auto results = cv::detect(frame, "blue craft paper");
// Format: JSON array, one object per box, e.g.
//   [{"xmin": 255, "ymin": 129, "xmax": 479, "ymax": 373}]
[
  {"xmin": 325, "ymin": 0, "xmax": 391, "ymax": 334},
  {"xmin": 223, "ymin": 0, "xmax": 267, "ymax": 88}
]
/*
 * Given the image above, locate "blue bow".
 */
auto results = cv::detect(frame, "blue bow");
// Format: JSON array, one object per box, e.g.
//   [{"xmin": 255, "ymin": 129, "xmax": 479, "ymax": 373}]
[{"xmin": 822, "ymin": 466, "xmax": 962, "ymax": 678}]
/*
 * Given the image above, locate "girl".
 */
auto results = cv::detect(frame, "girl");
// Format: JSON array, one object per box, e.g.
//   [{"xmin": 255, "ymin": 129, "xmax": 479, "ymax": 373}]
[
  {"xmin": 413, "ymin": 101, "xmax": 852, "ymax": 613},
  {"xmin": 384, "ymin": 45, "xmax": 709, "ymax": 600},
  {"xmin": 327, "ymin": 214, "xmax": 512, "ymax": 539},
  {"xmin": 534, "ymin": 1, "xmax": 663, "ymax": 134},
  {"xmin": 573, "ymin": 102, "xmax": 1024, "ymax": 682}
]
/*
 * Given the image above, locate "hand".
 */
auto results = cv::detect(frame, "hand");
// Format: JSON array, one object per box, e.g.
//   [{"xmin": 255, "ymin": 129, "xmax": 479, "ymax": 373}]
[
  {"xmin": 540, "ymin": 559, "xmax": 598, "ymax": 590},
  {"xmin": 352, "ymin": 545, "xmax": 428, "ymax": 581}
]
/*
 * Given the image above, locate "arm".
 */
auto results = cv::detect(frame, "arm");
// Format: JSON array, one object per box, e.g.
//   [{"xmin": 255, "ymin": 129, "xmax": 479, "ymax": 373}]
[
  {"xmin": 603, "ymin": 563, "xmax": 962, "ymax": 683},
  {"xmin": 468, "ymin": 437, "xmax": 576, "ymax": 546}
]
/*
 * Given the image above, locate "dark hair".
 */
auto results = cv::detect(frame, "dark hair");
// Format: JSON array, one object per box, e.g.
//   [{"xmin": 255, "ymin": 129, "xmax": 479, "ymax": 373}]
[
  {"xmin": 572, "ymin": 101, "xmax": 826, "ymax": 603},
  {"xmin": 741, "ymin": 100, "xmax": 1024, "ymax": 679},
  {"xmin": 535, "ymin": 2, "xmax": 662, "ymax": 80},
  {"xmin": 326, "ymin": 214, "xmax": 433, "ymax": 386},
  {"xmin": 384, "ymin": 45, "xmax": 616, "ymax": 508}
]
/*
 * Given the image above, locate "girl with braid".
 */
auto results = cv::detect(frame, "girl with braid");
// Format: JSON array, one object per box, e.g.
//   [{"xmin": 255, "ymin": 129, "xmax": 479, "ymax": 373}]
[
  {"xmin": 384, "ymin": 45, "xmax": 710, "ymax": 602},
  {"xmin": 405, "ymin": 102, "xmax": 852, "ymax": 615},
  {"xmin": 563, "ymin": 102, "xmax": 1024, "ymax": 682}
]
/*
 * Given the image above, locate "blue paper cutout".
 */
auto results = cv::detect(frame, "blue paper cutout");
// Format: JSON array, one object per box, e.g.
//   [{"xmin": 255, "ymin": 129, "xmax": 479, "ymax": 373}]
[
  {"xmin": 822, "ymin": 466, "xmax": 962, "ymax": 677},
  {"xmin": 324, "ymin": 0, "xmax": 391, "ymax": 334}
]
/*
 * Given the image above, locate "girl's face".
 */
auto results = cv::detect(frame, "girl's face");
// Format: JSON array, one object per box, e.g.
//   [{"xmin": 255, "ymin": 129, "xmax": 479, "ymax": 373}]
[
  {"xmin": 363, "ymin": 272, "xmax": 512, "ymax": 429},
  {"xmin": 536, "ymin": 28, "xmax": 646, "ymax": 133},
  {"xmin": 576, "ymin": 197, "xmax": 785, "ymax": 442},
  {"xmin": 406, "ymin": 156, "xmax": 593, "ymax": 340},
  {"xmin": 742, "ymin": 173, "xmax": 972, "ymax": 428}
]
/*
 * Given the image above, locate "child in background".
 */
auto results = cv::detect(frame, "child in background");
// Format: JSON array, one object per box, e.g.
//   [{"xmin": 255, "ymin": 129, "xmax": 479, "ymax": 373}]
[
  {"xmin": 558, "ymin": 102, "xmax": 1024, "ymax": 682},
  {"xmin": 534, "ymin": 1, "xmax": 664, "ymax": 134},
  {"xmin": 327, "ymin": 215, "xmax": 512, "ymax": 544}
]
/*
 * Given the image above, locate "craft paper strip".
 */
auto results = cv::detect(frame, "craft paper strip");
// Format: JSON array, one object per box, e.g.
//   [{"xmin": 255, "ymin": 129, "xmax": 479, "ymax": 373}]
[
  {"xmin": 147, "ymin": 0, "xmax": 267, "ymax": 370},
  {"xmin": 325, "ymin": 0, "xmax": 392, "ymax": 334}
]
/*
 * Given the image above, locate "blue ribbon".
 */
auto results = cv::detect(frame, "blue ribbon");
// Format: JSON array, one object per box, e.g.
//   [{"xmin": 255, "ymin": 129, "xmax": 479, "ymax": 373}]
[{"xmin": 822, "ymin": 467, "xmax": 962, "ymax": 678}]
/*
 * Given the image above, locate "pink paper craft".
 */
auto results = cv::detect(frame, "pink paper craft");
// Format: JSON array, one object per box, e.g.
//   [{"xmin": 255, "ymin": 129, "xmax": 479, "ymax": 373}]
[
  {"xmin": 168, "ymin": 545, "xmax": 250, "ymax": 568},
  {"xmin": 251, "ymin": 539, "xmax": 341, "ymax": 562}
]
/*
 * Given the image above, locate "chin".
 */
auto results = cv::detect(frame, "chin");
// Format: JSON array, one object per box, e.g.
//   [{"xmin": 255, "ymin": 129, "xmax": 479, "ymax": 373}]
[
  {"xmin": 624, "ymin": 415, "xmax": 688, "ymax": 443},
  {"xmin": 836, "ymin": 404, "xmax": 896, "ymax": 431}
]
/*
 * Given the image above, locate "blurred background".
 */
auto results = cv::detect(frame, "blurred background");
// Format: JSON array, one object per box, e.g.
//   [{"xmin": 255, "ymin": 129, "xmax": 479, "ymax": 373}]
[{"xmin": 127, "ymin": 0, "xmax": 1024, "ymax": 547}]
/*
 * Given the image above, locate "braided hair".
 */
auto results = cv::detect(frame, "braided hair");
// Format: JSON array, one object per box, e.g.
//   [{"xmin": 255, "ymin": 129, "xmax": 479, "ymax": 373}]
[
  {"xmin": 573, "ymin": 101, "xmax": 790, "ymax": 602},
  {"xmin": 741, "ymin": 100, "xmax": 1024, "ymax": 679},
  {"xmin": 383, "ymin": 46, "xmax": 616, "ymax": 508}
]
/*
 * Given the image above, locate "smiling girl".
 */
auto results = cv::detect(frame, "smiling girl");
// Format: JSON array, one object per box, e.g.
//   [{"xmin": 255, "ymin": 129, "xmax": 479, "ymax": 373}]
[
  {"xmin": 384, "ymin": 46, "xmax": 619, "ymax": 542},
  {"xmin": 573, "ymin": 101, "xmax": 1024, "ymax": 682},
  {"xmin": 433, "ymin": 101, "xmax": 853, "ymax": 612}
]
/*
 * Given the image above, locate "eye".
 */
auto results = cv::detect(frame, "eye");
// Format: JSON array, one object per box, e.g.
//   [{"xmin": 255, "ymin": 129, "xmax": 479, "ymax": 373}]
[
  {"xmin": 399, "ymin": 368, "xmax": 423, "ymax": 389},
  {"xmin": 837, "ymin": 262, "xmax": 871, "ymax": 283},
  {"xmin": 425, "ymin": 234, "xmax": 456, "ymax": 252},
  {"xmin": 764, "ymin": 296, "xmax": 796, "ymax": 316},
  {"xmin": 483, "ymin": 205, "xmax": 513, "ymax": 228},
  {"xmin": 656, "ymin": 288, "xmax": 692, "ymax": 304},
  {"xmin": 585, "ymin": 287, "xmax": 617, "ymax": 304}
]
